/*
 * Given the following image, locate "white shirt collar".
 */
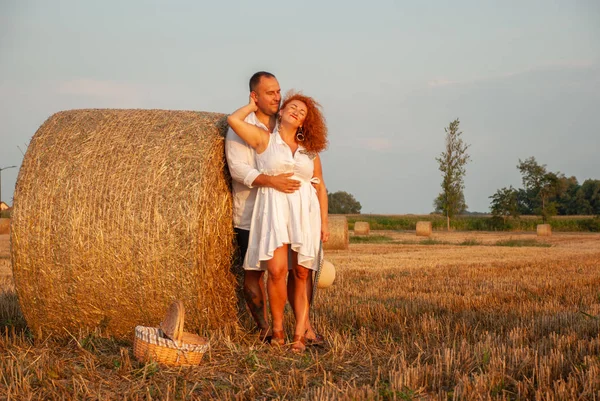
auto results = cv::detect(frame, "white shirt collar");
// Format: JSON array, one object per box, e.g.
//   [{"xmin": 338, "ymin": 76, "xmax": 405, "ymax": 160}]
[{"xmin": 245, "ymin": 112, "xmax": 269, "ymax": 131}]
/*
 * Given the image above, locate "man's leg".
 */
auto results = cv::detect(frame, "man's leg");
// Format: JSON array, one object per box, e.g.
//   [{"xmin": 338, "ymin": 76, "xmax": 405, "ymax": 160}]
[
  {"xmin": 232, "ymin": 228, "xmax": 248, "ymax": 317},
  {"xmin": 244, "ymin": 270, "xmax": 268, "ymax": 336},
  {"xmin": 235, "ymin": 228, "xmax": 269, "ymax": 336}
]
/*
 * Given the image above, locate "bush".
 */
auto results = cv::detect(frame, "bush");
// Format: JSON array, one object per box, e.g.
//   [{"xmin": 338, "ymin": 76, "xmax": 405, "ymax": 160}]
[
  {"xmin": 495, "ymin": 239, "xmax": 551, "ymax": 247},
  {"xmin": 577, "ymin": 218, "xmax": 600, "ymax": 232},
  {"xmin": 349, "ymin": 235, "xmax": 393, "ymax": 244}
]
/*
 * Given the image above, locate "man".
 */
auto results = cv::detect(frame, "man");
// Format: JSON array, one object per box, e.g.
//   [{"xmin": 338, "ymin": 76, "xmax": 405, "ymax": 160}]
[{"xmin": 225, "ymin": 71, "xmax": 300, "ymax": 339}]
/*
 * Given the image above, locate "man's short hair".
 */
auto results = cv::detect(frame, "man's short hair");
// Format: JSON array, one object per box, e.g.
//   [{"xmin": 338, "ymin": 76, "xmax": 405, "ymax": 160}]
[{"xmin": 249, "ymin": 71, "xmax": 276, "ymax": 92}]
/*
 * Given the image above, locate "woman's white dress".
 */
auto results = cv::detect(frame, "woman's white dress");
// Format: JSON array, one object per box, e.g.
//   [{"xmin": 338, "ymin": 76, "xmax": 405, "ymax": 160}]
[{"xmin": 244, "ymin": 129, "xmax": 321, "ymax": 271}]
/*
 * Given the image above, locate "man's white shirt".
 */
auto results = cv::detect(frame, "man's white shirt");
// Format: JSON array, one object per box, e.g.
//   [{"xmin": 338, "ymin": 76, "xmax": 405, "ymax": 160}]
[{"xmin": 225, "ymin": 112, "xmax": 268, "ymax": 230}]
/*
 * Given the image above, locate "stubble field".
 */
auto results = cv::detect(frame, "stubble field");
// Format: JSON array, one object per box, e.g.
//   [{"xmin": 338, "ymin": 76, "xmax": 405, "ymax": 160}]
[{"xmin": 1, "ymin": 230, "xmax": 599, "ymax": 400}]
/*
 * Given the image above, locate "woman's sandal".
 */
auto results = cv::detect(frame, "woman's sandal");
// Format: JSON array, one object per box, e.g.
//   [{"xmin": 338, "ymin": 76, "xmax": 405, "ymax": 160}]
[
  {"xmin": 270, "ymin": 330, "xmax": 285, "ymax": 346},
  {"xmin": 290, "ymin": 335, "xmax": 306, "ymax": 353},
  {"xmin": 305, "ymin": 331, "xmax": 325, "ymax": 346}
]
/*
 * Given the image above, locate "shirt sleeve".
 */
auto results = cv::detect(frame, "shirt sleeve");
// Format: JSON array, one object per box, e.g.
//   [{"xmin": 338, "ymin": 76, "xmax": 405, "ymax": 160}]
[{"xmin": 225, "ymin": 127, "xmax": 260, "ymax": 188}]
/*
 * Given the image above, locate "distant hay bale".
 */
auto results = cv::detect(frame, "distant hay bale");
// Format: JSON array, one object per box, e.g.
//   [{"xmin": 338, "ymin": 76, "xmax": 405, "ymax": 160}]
[
  {"xmin": 0, "ymin": 218, "xmax": 9, "ymax": 235},
  {"xmin": 537, "ymin": 224, "xmax": 552, "ymax": 237},
  {"xmin": 11, "ymin": 109, "xmax": 237, "ymax": 339},
  {"xmin": 323, "ymin": 215, "xmax": 348, "ymax": 250},
  {"xmin": 416, "ymin": 221, "xmax": 432, "ymax": 237},
  {"xmin": 353, "ymin": 221, "xmax": 370, "ymax": 235}
]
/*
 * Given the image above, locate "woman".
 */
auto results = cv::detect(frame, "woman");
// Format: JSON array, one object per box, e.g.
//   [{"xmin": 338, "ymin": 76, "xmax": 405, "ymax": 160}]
[{"xmin": 227, "ymin": 91, "xmax": 329, "ymax": 352}]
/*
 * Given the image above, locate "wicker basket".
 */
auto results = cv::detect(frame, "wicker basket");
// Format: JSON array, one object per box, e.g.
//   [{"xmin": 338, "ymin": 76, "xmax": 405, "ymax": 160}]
[{"xmin": 133, "ymin": 300, "xmax": 209, "ymax": 366}]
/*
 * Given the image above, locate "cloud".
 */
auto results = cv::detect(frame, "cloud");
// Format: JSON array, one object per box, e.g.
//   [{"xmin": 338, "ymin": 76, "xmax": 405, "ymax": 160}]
[
  {"xmin": 427, "ymin": 79, "xmax": 460, "ymax": 88},
  {"xmin": 428, "ymin": 60, "xmax": 597, "ymax": 88}
]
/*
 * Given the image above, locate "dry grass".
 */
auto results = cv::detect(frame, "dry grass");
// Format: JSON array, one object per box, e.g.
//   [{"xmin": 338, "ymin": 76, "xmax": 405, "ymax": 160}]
[{"xmin": 1, "ymin": 231, "xmax": 600, "ymax": 400}]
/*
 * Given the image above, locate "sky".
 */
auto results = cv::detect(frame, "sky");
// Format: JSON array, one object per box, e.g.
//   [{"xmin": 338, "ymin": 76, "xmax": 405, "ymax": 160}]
[{"xmin": 1, "ymin": 0, "xmax": 599, "ymax": 214}]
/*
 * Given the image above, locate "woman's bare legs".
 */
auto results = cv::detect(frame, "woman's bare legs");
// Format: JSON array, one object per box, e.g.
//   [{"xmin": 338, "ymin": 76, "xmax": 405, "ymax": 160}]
[
  {"xmin": 291, "ymin": 252, "xmax": 311, "ymax": 341},
  {"xmin": 288, "ymin": 268, "xmax": 320, "ymax": 341},
  {"xmin": 266, "ymin": 245, "xmax": 290, "ymax": 342},
  {"xmin": 287, "ymin": 264, "xmax": 323, "ymax": 342}
]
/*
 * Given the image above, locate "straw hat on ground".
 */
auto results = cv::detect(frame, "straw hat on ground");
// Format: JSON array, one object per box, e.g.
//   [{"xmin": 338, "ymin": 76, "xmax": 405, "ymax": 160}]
[{"xmin": 317, "ymin": 260, "xmax": 336, "ymax": 289}]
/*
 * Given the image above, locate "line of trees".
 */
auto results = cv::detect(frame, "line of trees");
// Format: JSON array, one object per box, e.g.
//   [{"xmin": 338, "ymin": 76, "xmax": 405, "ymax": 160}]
[
  {"xmin": 430, "ymin": 118, "xmax": 598, "ymax": 230},
  {"xmin": 490, "ymin": 156, "xmax": 600, "ymax": 222},
  {"xmin": 325, "ymin": 121, "xmax": 597, "ymax": 225}
]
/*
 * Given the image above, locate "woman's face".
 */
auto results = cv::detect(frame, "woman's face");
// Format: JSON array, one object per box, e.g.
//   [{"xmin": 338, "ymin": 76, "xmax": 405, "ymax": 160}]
[{"xmin": 281, "ymin": 100, "xmax": 308, "ymax": 128}]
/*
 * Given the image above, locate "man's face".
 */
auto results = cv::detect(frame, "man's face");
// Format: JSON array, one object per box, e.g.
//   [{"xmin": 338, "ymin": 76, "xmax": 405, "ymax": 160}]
[{"xmin": 252, "ymin": 76, "xmax": 281, "ymax": 116}]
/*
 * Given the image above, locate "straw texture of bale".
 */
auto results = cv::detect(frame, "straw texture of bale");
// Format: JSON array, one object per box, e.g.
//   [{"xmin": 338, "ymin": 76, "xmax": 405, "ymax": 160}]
[
  {"xmin": 0, "ymin": 218, "xmax": 9, "ymax": 235},
  {"xmin": 353, "ymin": 221, "xmax": 370, "ymax": 236},
  {"xmin": 537, "ymin": 224, "xmax": 552, "ymax": 237},
  {"xmin": 11, "ymin": 109, "xmax": 237, "ymax": 339},
  {"xmin": 416, "ymin": 221, "xmax": 432, "ymax": 237},
  {"xmin": 323, "ymin": 215, "xmax": 348, "ymax": 250}
]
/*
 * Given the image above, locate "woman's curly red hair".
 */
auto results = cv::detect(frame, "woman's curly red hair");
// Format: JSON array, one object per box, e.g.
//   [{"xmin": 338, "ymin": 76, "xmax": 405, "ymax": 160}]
[{"xmin": 281, "ymin": 91, "xmax": 328, "ymax": 154}]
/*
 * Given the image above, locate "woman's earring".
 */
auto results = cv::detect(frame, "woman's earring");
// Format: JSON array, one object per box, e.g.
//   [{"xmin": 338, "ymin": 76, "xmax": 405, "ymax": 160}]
[{"xmin": 296, "ymin": 127, "xmax": 305, "ymax": 142}]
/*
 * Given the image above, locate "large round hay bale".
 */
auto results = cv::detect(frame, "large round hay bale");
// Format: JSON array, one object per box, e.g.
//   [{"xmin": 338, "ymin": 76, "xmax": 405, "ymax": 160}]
[
  {"xmin": 353, "ymin": 221, "xmax": 370, "ymax": 235},
  {"xmin": 537, "ymin": 224, "xmax": 552, "ymax": 237},
  {"xmin": 416, "ymin": 221, "xmax": 432, "ymax": 237},
  {"xmin": 323, "ymin": 215, "xmax": 348, "ymax": 250},
  {"xmin": 0, "ymin": 219, "xmax": 9, "ymax": 235},
  {"xmin": 11, "ymin": 109, "xmax": 237, "ymax": 339}
]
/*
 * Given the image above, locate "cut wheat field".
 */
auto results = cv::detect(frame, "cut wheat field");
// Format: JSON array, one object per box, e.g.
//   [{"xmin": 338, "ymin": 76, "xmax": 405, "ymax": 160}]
[{"xmin": 1, "ymin": 231, "xmax": 599, "ymax": 400}]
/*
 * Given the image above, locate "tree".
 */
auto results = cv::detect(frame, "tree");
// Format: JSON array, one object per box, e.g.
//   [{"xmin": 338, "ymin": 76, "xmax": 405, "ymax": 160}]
[
  {"xmin": 555, "ymin": 176, "xmax": 581, "ymax": 215},
  {"xmin": 517, "ymin": 157, "xmax": 561, "ymax": 222},
  {"xmin": 328, "ymin": 191, "xmax": 362, "ymax": 214},
  {"xmin": 434, "ymin": 119, "xmax": 471, "ymax": 230},
  {"xmin": 489, "ymin": 186, "xmax": 520, "ymax": 224},
  {"xmin": 579, "ymin": 179, "xmax": 600, "ymax": 216},
  {"xmin": 516, "ymin": 188, "xmax": 534, "ymax": 215},
  {"xmin": 434, "ymin": 191, "xmax": 466, "ymax": 216}
]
